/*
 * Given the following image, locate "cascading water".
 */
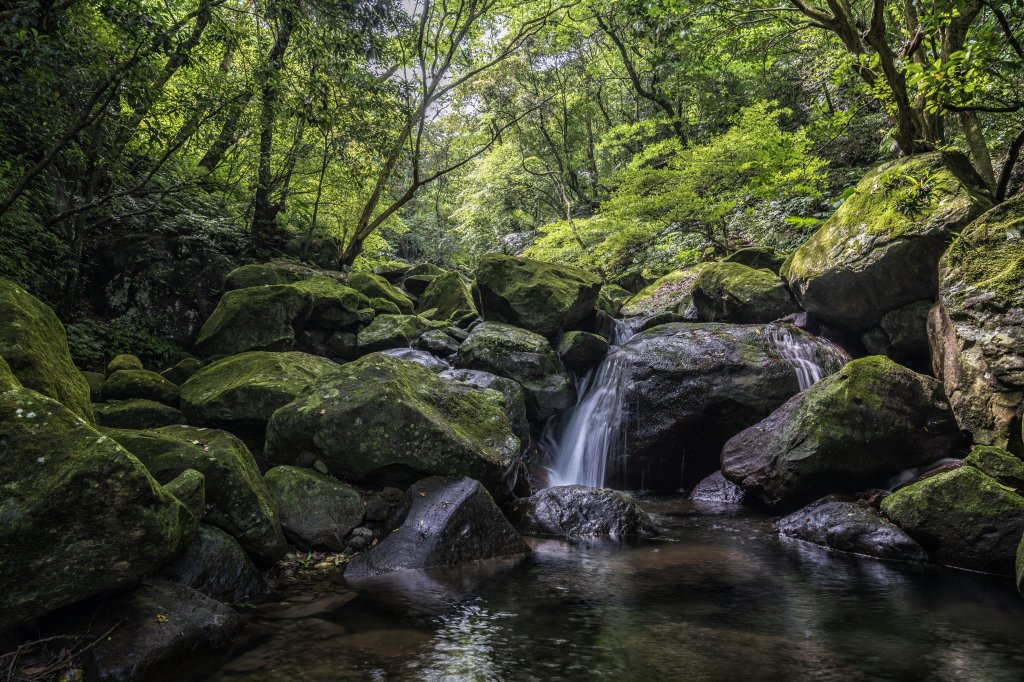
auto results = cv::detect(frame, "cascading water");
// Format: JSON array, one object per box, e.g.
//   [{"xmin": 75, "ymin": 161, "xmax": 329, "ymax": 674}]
[
  {"xmin": 765, "ymin": 325, "xmax": 849, "ymax": 390},
  {"xmin": 543, "ymin": 319, "xmax": 639, "ymax": 488}
]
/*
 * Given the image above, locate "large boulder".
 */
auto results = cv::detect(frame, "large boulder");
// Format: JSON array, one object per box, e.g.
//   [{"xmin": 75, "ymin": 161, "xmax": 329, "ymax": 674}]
[
  {"xmin": 689, "ymin": 470, "xmax": 746, "ymax": 504},
  {"xmin": 291, "ymin": 276, "xmax": 374, "ymax": 330},
  {"xmin": 348, "ymin": 272, "xmax": 414, "ymax": 314},
  {"xmin": 265, "ymin": 354, "xmax": 521, "ymax": 497},
  {"xmin": 417, "ymin": 271, "xmax": 477, "ymax": 322},
  {"xmin": 106, "ymin": 353, "xmax": 144, "ymax": 376},
  {"xmin": 691, "ymin": 262, "xmax": 799, "ymax": 323},
  {"xmin": 620, "ymin": 265, "xmax": 711, "ymax": 318},
  {"xmin": 721, "ymin": 356, "xmax": 961, "ymax": 508},
  {"xmin": 106, "ymin": 425, "xmax": 287, "ymax": 565},
  {"xmin": 159, "ymin": 524, "xmax": 268, "ymax": 603},
  {"xmin": 881, "ymin": 465, "xmax": 1024, "ymax": 574},
  {"xmin": 344, "ymin": 476, "xmax": 528, "ymax": 577},
  {"xmin": 193, "ymin": 285, "xmax": 313, "ymax": 358},
  {"xmin": 964, "ymin": 445, "xmax": 1024, "ymax": 490},
  {"xmin": 557, "ymin": 331, "xmax": 609, "ymax": 373},
  {"xmin": 223, "ymin": 261, "xmax": 329, "ymax": 291},
  {"xmin": 610, "ymin": 323, "xmax": 841, "ymax": 490},
  {"xmin": 928, "ymin": 193, "xmax": 1024, "ymax": 452},
  {"xmin": 264, "ymin": 466, "xmax": 364, "ymax": 551},
  {"xmin": 0, "ymin": 388, "xmax": 196, "ymax": 628},
  {"xmin": 179, "ymin": 351, "xmax": 337, "ymax": 437},
  {"xmin": 455, "ymin": 322, "xmax": 574, "ymax": 420},
  {"xmin": 93, "ymin": 398, "xmax": 186, "ymax": 429},
  {"xmin": 439, "ymin": 368, "xmax": 531, "ymax": 447},
  {"xmin": 475, "ymin": 254, "xmax": 602, "ymax": 338},
  {"xmin": 778, "ymin": 497, "xmax": 927, "ymax": 562},
  {"xmin": 506, "ymin": 485, "xmax": 655, "ymax": 539},
  {"xmin": 0, "ymin": 277, "xmax": 93, "ymax": 422},
  {"xmin": 782, "ymin": 154, "xmax": 987, "ymax": 332},
  {"xmin": 723, "ymin": 246, "xmax": 786, "ymax": 273},
  {"xmin": 102, "ymin": 369, "xmax": 179, "ymax": 405},
  {"xmin": 356, "ymin": 314, "xmax": 445, "ymax": 354}
]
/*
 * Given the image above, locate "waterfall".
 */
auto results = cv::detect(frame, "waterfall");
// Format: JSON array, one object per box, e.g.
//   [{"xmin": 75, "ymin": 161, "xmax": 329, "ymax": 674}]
[
  {"xmin": 766, "ymin": 325, "xmax": 848, "ymax": 391},
  {"xmin": 542, "ymin": 319, "xmax": 638, "ymax": 488}
]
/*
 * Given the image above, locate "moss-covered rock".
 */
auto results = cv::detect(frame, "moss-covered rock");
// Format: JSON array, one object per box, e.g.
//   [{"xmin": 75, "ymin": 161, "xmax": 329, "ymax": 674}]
[
  {"xmin": 597, "ymin": 284, "xmax": 632, "ymax": 317},
  {"xmin": 0, "ymin": 277, "xmax": 93, "ymax": 423},
  {"xmin": 348, "ymin": 272, "xmax": 414, "ymax": 314},
  {"xmin": 1018, "ymin": 534, "xmax": 1024, "ymax": 596},
  {"xmin": 102, "ymin": 368, "xmax": 180, "ymax": 405},
  {"xmin": 291, "ymin": 276, "xmax": 373, "ymax": 330},
  {"xmin": 881, "ymin": 465, "xmax": 1024, "ymax": 574},
  {"xmin": 106, "ymin": 425, "xmax": 287, "ymax": 565},
  {"xmin": 223, "ymin": 261, "xmax": 330, "ymax": 291},
  {"xmin": 164, "ymin": 468, "xmax": 206, "ymax": 522},
  {"xmin": 439, "ymin": 368, "xmax": 531, "ymax": 448},
  {"xmin": 402, "ymin": 274, "xmax": 438, "ymax": 297},
  {"xmin": 356, "ymin": 314, "xmax": 446, "ymax": 354},
  {"xmin": 620, "ymin": 264, "xmax": 711, "ymax": 318},
  {"xmin": 475, "ymin": 254, "xmax": 601, "ymax": 338},
  {"xmin": 368, "ymin": 297, "xmax": 401, "ymax": 315},
  {"xmin": 264, "ymin": 466, "xmax": 364, "ymax": 551},
  {"xmin": 692, "ymin": 262, "xmax": 799, "ymax": 323},
  {"xmin": 929, "ymin": 192, "xmax": 1024, "ymax": 452},
  {"xmin": 194, "ymin": 285, "xmax": 313, "ymax": 358},
  {"xmin": 106, "ymin": 353, "xmax": 144, "ymax": 376},
  {"xmin": 94, "ymin": 398, "xmax": 186, "ymax": 429},
  {"xmin": 455, "ymin": 322, "xmax": 574, "ymax": 420},
  {"xmin": 0, "ymin": 355, "xmax": 21, "ymax": 391},
  {"xmin": 81, "ymin": 370, "xmax": 104, "ymax": 402},
  {"xmin": 162, "ymin": 357, "xmax": 205, "ymax": 385},
  {"xmin": 965, "ymin": 445, "xmax": 1024, "ymax": 489},
  {"xmin": 180, "ymin": 351, "xmax": 337, "ymax": 436},
  {"xmin": 724, "ymin": 246, "xmax": 787, "ymax": 273},
  {"xmin": 0, "ymin": 387, "xmax": 196, "ymax": 628},
  {"xmin": 265, "ymin": 353, "xmax": 520, "ymax": 498},
  {"xmin": 557, "ymin": 331, "xmax": 609, "ymax": 373},
  {"xmin": 160, "ymin": 524, "xmax": 268, "ymax": 604},
  {"xmin": 418, "ymin": 329, "xmax": 461, "ymax": 358},
  {"xmin": 417, "ymin": 271, "xmax": 478, "ymax": 322},
  {"xmin": 722, "ymin": 356, "xmax": 961, "ymax": 508},
  {"xmin": 782, "ymin": 154, "xmax": 988, "ymax": 332}
]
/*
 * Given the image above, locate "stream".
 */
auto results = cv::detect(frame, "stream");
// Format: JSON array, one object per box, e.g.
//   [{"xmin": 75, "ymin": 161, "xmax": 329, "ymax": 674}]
[{"xmin": 200, "ymin": 497, "xmax": 1024, "ymax": 681}]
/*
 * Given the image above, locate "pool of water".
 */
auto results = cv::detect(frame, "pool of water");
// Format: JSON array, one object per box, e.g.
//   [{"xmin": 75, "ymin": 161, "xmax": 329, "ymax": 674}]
[{"xmin": 201, "ymin": 497, "xmax": 1024, "ymax": 681}]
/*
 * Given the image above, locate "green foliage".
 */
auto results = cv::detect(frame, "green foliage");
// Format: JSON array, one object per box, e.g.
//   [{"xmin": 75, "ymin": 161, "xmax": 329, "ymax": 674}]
[{"xmin": 66, "ymin": 318, "xmax": 184, "ymax": 372}]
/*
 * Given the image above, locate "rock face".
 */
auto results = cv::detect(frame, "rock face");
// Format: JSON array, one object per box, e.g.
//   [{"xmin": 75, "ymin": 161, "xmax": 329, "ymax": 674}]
[
  {"xmin": 721, "ymin": 356, "xmax": 961, "ymax": 508},
  {"xmin": 455, "ymin": 322, "xmax": 574, "ymax": 420},
  {"xmin": 417, "ymin": 271, "xmax": 477, "ymax": 322},
  {"xmin": 475, "ymin": 254, "xmax": 601, "ymax": 338},
  {"xmin": 0, "ymin": 277, "xmax": 94, "ymax": 422},
  {"xmin": 964, "ymin": 445, "xmax": 1024, "ymax": 489},
  {"xmin": 106, "ymin": 425, "xmax": 287, "ymax": 565},
  {"xmin": 180, "ymin": 351, "xmax": 337, "ymax": 435},
  {"xmin": 265, "ymin": 354, "xmax": 520, "ymax": 497},
  {"xmin": 160, "ymin": 524, "xmax": 268, "ymax": 603},
  {"xmin": 357, "ymin": 314, "xmax": 445, "ymax": 354},
  {"xmin": 689, "ymin": 470, "xmax": 746, "ymax": 504},
  {"xmin": 782, "ymin": 154, "xmax": 986, "ymax": 332},
  {"xmin": 102, "ymin": 369, "xmax": 180, "ymax": 405},
  {"xmin": 862, "ymin": 299, "xmax": 932, "ymax": 364},
  {"xmin": 557, "ymin": 331, "xmax": 609, "ymax": 373},
  {"xmin": 611, "ymin": 323, "xmax": 827, "ymax": 490},
  {"xmin": 291, "ymin": 276, "xmax": 373, "ymax": 330},
  {"xmin": 94, "ymin": 399, "xmax": 186, "ymax": 429},
  {"xmin": 507, "ymin": 485, "xmax": 654, "ymax": 539},
  {"xmin": 691, "ymin": 262, "xmax": 799, "ymax": 323},
  {"xmin": 620, "ymin": 265, "xmax": 711, "ymax": 318},
  {"xmin": 0, "ymin": 388, "xmax": 195, "ymax": 628},
  {"xmin": 344, "ymin": 477, "xmax": 528, "ymax": 576},
  {"xmin": 928, "ymin": 193, "xmax": 1024, "ymax": 452},
  {"xmin": 264, "ymin": 466, "xmax": 364, "ymax": 551},
  {"xmin": 194, "ymin": 284, "xmax": 314, "ymax": 358},
  {"xmin": 348, "ymin": 272, "xmax": 414, "ymax": 314},
  {"xmin": 778, "ymin": 497, "xmax": 927, "ymax": 562},
  {"xmin": 881, "ymin": 465, "xmax": 1024, "ymax": 574},
  {"xmin": 439, "ymin": 368, "xmax": 531, "ymax": 447}
]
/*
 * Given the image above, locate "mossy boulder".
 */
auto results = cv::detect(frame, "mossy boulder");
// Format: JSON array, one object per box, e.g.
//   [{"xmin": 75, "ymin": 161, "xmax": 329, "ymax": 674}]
[
  {"xmin": 402, "ymin": 274, "xmax": 438, "ymax": 297},
  {"xmin": 94, "ymin": 398, "xmax": 186, "ymax": 429},
  {"xmin": 439, "ymin": 368, "xmax": 531, "ymax": 448},
  {"xmin": 455, "ymin": 322, "xmax": 574, "ymax": 421},
  {"xmin": 356, "ymin": 314, "xmax": 445, "ymax": 354},
  {"xmin": 369, "ymin": 297, "xmax": 401, "ymax": 315},
  {"xmin": 0, "ymin": 387, "xmax": 196, "ymax": 628},
  {"xmin": 102, "ymin": 369, "xmax": 180, "ymax": 405},
  {"xmin": 81, "ymin": 370, "xmax": 104, "ymax": 402},
  {"xmin": 691, "ymin": 262, "xmax": 799, "ymax": 323},
  {"xmin": 782, "ymin": 153, "xmax": 987, "ymax": 332},
  {"xmin": 265, "ymin": 353, "xmax": 520, "ymax": 498},
  {"xmin": 106, "ymin": 353, "xmax": 144, "ymax": 376},
  {"xmin": 597, "ymin": 284, "xmax": 632, "ymax": 316},
  {"xmin": 106, "ymin": 425, "xmax": 287, "ymax": 565},
  {"xmin": 417, "ymin": 271, "xmax": 478, "ymax": 322},
  {"xmin": 348, "ymin": 272, "xmax": 414, "ymax": 314},
  {"xmin": 194, "ymin": 285, "xmax": 313, "ymax": 358},
  {"xmin": 475, "ymin": 254, "xmax": 602, "ymax": 338},
  {"xmin": 557, "ymin": 331, "xmax": 609, "ymax": 373},
  {"xmin": 159, "ymin": 524, "xmax": 268, "ymax": 604},
  {"xmin": 0, "ymin": 277, "xmax": 93, "ymax": 423},
  {"xmin": 724, "ymin": 246, "xmax": 787, "ymax": 273},
  {"xmin": 291, "ymin": 276, "xmax": 373, "ymax": 330},
  {"xmin": 0, "ymin": 355, "xmax": 21, "ymax": 391},
  {"xmin": 965, "ymin": 445, "xmax": 1024, "ymax": 489},
  {"xmin": 264, "ymin": 466, "xmax": 364, "ymax": 551},
  {"xmin": 223, "ymin": 261, "xmax": 329, "ymax": 291},
  {"xmin": 881, "ymin": 466, "xmax": 1024, "ymax": 574},
  {"xmin": 180, "ymin": 351, "xmax": 338, "ymax": 436},
  {"xmin": 721, "ymin": 356, "xmax": 961, "ymax": 508},
  {"xmin": 620, "ymin": 265, "xmax": 711, "ymax": 318},
  {"xmin": 928, "ymin": 193, "xmax": 1024, "ymax": 452},
  {"xmin": 164, "ymin": 468, "xmax": 206, "ymax": 522},
  {"xmin": 162, "ymin": 357, "xmax": 204, "ymax": 385}
]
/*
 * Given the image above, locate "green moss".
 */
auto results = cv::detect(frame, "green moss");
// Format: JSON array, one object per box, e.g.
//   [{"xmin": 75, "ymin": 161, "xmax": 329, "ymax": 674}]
[
  {"xmin": 106, "ymin": 354, "xmax": 143, "ymax": 376},
  {"xmin": 965, "ymin": 445, "xmax": 1024, "ymax": 489},
  {"xmin": 0, "ymin": 277, "xmax": 94, "ymax": 423},
  {"xmin": 349, "ymin": 272, "xmax": 415, "ymax": 314},
  {"xmin": 102, "ymin": 369, "xmax": 180, "ymax": 405},
  {"xmin": 194, "ymin": 284, "xmax": 313, "ymax": 358},
  {"xmin": 356, "ymin": 314, "xmax": 446, "ymax": 354},
  {"xmin": 691, "ymin": 261, "xmax": 798, "ymax": 323},
  {"xmin": 417, "ymin": 271, "xmax": 477, "ymax": 321},
  {"xmin": 164, "ymin": 468, "xmax": 206, "ymax": 522},
  {"xmin": 0, "ymin": 355, "xmax": 22, "ymax": 392},
  {"xmin": 223, "ymin": 261, "xmax": 333, "ymax": 291},
  {"xmin": 291, "ymin": 276, "xmax": 373, "ymax": 329},
  {"xmin": 94, "ymin": 398, "xmax": 186, "ymax": 430},
  {"xmin": 264, "ymin": 465, "xmax": 364, "ymax": 550},
  {"xmin": 621, "ymin": 264, "xmax": 711, "ymax": 317},
  {"xmin": 369, "ymin": 297, "xmax": 401, "ymax": 315}
]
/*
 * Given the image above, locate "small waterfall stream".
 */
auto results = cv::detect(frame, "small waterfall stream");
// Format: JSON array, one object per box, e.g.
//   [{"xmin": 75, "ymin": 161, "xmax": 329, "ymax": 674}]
[{"xmin": 765, "ymin": 325, "xmax": 848, "ymax": 391}]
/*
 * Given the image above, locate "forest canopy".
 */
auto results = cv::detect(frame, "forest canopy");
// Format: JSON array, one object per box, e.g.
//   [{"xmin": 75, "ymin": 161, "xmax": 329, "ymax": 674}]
[{"xmin": 0, "ymin": 0, "xmax": 1021, "ymax": 313}]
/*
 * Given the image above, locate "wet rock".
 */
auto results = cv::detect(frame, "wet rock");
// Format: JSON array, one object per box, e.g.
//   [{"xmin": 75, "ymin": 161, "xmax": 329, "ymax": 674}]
[
  {"xmin": 507, "ymin": 485, "xmax": 654, "ymax": 539},
  {"xmin": 475, "ymin": 254, "xmax": 601, "ymax": 338},
  {"xmin": 102, "ymin": 369, "xmax": 180, "ymax": 405},
  {"xmin": 418, "ymin": 329, "xmax": 461, "ymax": 358},
  {"xmin": 345, "ymin": 477, "xmax": 528, "ymax": 576},
  {"xmin": 349, "ymin": 272, "xmax": 414, "ymax": 314},
  {"xmin": 722, "ymin": 356, "xmax": 961, "ymax": 508},
  {"xmin": 439, "ymin": 368, "xmax": 531, "ymax": 447},
  {"xmin": 265, "ymin": 354, "xmax": 520, "ymax": 498},
  {"xmin": 0, "ymin": 277, "xmax": 94, "ymax": 422},
  {"xmin": 380, "ymin": 347, "xmax": 450, "ymax": 372},
  {"xmin": 691, "ymin": 262, "xmax": 799, "ymax": 323},
  {"xmin": 557, "ymin": 331, "xmax": 609, "ymax": 373},
  {"xmin": 620, "ymin": 265, "xmax": 712, "ymax": 318},
  {"xmin": 356, "ymin": 314, "xmax": 446, "ymax": 354},
  {"xmin": 929, "ymin": 192, "xmax": 1024, "ymax": 452},
  {"xmin": 689, "ymin": 470, "xmax": 746, "ymax": 504},
  {"xmin": 778, "ymin": 497, "xmax": 927, "ymax": 562},
  {"xmin": 160, "ymin": 525, "xmax": 269, "ymax": 603},
  {"xmin": 94, "ymin": 399, "xmax": 186, "ymax": 429},
  {"xmin": 194, "ymin": 285, "xmax": 313, "ymax": 358},
  {"xmin": 456, "ymin": 322, "xmax": 574, "ymax": 421},
  {"xmin": 0, "ymin": 388, "xmax": 195, "ymax": 628},
  {"xmin": 264, "ymin": 466, "xmax": 364, "ymax": 551}
]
